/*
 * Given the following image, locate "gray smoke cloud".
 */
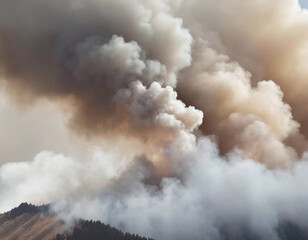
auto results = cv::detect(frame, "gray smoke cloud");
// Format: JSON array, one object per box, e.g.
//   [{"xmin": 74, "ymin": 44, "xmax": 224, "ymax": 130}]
[
  {"xmin": 0, "ymin": 0, "xmax": 202, "ymax": 170},
  {"xmin": 1, "ymin": 0, "xmax": 308, "ymax": 239}
]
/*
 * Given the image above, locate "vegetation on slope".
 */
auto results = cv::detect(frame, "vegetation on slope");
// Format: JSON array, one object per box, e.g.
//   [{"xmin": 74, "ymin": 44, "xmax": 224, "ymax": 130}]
[
  {"xmin": 54, "ymin": 220, "xmax": 154, "ymax": 240},
  {"xmin": 7, "ymin": 202, "xmax": 50, "ymax": 220}
]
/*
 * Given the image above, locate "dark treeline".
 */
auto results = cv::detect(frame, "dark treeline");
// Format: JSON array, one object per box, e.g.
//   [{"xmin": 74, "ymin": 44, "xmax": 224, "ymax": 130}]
[
  {"xmin": 219, "ymin": 220, "xmax": 308, "ymax": 240},
  {"xmin": 54, "ymin": 220, "xmax": 154, "ymax": 240},
  {"xmin": 7, "ymin": 202, "xmax": 50, "ymax": 220},
  {"xmin": 54, "ymin": 219, "xmax": 308, "ymax": 240},
  {"xmin": 277, "ymin": 220, "xmax": 307, "ymax": 240},
  {"xmin": 6, "ymin": 203, "xmax": 307, "ymax": 240}
]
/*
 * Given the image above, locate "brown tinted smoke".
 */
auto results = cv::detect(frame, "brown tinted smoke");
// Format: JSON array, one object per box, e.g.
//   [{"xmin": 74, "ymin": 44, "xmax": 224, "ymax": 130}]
[{"xmin": 0, "ymin": 0, "xmax": 308, "ymax": 167}]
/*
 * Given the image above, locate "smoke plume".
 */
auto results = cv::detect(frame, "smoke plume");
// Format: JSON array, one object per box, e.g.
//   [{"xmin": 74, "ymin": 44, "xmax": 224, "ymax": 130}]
[{"xmin": 1, "ymin": 0, "xmax": 308, "ymax": 239}]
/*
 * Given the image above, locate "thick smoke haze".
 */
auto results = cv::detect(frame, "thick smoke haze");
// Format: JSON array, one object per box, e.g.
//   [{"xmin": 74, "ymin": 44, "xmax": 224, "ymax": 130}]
[{"xmin": 1, "ymin": 0, "xmax": 308, "ymax": 239}]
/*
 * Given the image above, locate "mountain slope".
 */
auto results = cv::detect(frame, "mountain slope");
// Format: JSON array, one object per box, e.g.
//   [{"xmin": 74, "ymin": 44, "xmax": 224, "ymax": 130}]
[
  {"xmin": 0, "ymin": 203, "xmax": 64, "ymax": 240},
  {"xmin": 54, "ymin": 220, "xmax": 154, "ymax": 240},
  {"xmin": 0, "ymin": 203, "xmax": 153, "ymax": 240}
]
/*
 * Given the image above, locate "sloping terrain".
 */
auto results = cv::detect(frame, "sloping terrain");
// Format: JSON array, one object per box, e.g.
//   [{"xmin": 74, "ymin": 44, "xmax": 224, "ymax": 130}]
[
  {"xmin": 54, "ymin": 220, "xmax": 154, "ymax": 240},
  {"xmin": 1, "ymin": 203, "xmax": 306, "ymax": 240},
  {"xmin": 0, "ymin": 203, "xmax": 153, "ymax": 240},
  {"xmin": 0, "ymin": 203, "xmax": 65, "ymax": 240}
]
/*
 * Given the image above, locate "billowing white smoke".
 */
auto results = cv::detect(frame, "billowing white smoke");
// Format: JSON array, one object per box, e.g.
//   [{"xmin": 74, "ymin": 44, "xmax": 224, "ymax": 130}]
[
  {"xmin": 1, "ymin": 0, "xmax": 308, "ymax": 239},
  {"xmin": 2, "ymin": 139, "xmax": 308, "ymax": 240}
]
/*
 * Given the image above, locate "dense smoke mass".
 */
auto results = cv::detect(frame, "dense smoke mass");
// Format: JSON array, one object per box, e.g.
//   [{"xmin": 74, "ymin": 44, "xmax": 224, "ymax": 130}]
[{"xmin": 1, "ymin": 0, "xmax": 308, "ymax": 239}]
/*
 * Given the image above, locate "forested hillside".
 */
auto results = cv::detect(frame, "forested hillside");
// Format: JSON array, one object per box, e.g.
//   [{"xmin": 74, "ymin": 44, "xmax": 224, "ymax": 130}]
[
  {"xmin": 0, "ymin": 203, "xmax": 153, "ymax": 240},
  {"xmin": 54, "ymin": 220, "xmax": 154, "ymax": 240}
]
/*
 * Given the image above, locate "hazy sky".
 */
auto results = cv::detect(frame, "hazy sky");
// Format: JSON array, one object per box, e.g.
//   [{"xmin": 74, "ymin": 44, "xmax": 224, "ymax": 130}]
[{"xmin": 300, "ymin": 0, "xmax": 308, "ymax": 8}]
